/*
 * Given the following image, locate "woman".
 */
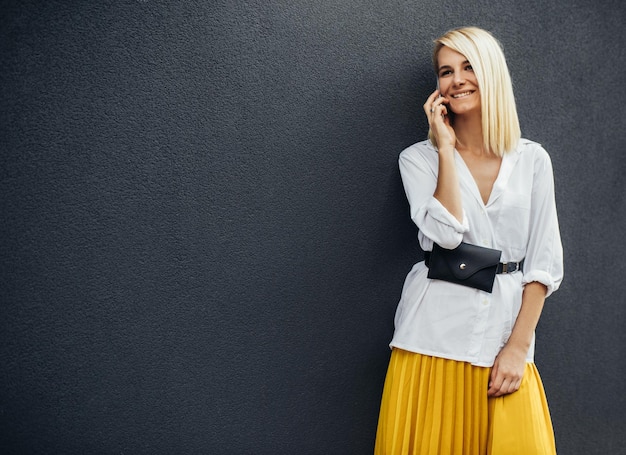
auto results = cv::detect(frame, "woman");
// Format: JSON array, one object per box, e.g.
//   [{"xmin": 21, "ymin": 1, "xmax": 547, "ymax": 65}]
[{"xmin": 374, "ymin": 27, "xmax": 564, "ymax": 454}]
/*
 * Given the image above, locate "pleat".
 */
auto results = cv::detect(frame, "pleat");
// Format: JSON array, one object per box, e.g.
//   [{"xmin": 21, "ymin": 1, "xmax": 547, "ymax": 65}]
[
  {"xmin": 374, "ymin": 350, "xmax": 491, "ymax": 455},
  {"xmin": 487, "ymin": 363, "xmax": 557, "ymax": 455},
  {"xmin": 374, "ymin": 351, "xmax": 556, "ymax": 455}
]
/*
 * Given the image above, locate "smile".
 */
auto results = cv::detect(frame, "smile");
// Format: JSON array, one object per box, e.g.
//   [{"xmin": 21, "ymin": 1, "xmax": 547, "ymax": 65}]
[{"xmin": 452, "ymin": 91, "xmax": 475, "ymax": 99}]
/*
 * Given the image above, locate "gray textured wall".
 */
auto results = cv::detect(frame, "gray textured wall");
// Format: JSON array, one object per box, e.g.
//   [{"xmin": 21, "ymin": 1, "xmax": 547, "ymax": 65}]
[{"xmin": 1, "ymin": 0, "xmax": 625, "ymax": 454}]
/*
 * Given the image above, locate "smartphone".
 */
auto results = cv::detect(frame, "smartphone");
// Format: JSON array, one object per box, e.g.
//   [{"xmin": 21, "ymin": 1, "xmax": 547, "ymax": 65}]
[{"xmin": 436, "ymin": 78, "xmax": 444, "ymax": 115}]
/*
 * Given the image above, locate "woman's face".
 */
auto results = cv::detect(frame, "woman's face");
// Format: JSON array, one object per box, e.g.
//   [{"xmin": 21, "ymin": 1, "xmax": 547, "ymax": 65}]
[{"xmin": 436, "ymin": 46, "xmax": 480, "ymax": 116}]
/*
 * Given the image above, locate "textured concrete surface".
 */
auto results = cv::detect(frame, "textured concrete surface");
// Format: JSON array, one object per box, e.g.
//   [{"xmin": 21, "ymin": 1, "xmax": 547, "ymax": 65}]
[{"xmin": 1, "ymin": 0, "xmax": 625, "ymax": 453}]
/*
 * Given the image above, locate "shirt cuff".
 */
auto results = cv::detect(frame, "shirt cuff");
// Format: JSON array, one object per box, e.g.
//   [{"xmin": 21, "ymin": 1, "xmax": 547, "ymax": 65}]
[
  {"xmin": 423, "ymin": 196, "xmax": 469, "ymax": 233},
  {"xmin": 522, "ymin": 270, "xmax": 559, "ymax": 298}
]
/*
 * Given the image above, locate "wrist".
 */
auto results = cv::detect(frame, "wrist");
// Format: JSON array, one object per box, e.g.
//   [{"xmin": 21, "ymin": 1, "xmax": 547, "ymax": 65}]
[
  {"xmin": 505, "ymin": 335, "xmax": 531, "ymax": 355},
  {"xmin": 437, "ymin": 145, "xmax": 455, "ymax": 156}
]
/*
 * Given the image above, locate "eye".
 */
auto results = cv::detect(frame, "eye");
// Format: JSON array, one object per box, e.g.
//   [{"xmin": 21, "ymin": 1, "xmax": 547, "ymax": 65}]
[
  {"xmin": 465, "ymin": 64, "xmax": 474, "ymax": 71},
  {"xmin": 439, "ymin": 69, "xmax": 452, "ymax": 77}
]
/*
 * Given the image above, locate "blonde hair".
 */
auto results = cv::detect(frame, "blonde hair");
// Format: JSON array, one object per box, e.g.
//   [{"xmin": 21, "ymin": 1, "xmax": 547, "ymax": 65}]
[{"xmin": 428, "ymin": 27, "xmax": 521, "ymax": 156}]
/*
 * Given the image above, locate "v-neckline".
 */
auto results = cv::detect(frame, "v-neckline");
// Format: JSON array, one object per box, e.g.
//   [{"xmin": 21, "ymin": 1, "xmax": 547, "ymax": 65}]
[{"xmin": 454, "ymin": 149, "xmax": 518, "ymax": 207}]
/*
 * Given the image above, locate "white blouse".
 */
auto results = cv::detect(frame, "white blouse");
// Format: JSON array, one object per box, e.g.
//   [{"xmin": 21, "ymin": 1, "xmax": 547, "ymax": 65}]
[{"xmin": 390, "ymin": 139, "xmax": 564, "ymax": 367}]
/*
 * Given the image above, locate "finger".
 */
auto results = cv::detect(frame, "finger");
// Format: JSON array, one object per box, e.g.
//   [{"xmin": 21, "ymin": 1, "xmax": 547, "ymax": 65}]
[
  {"xmin": 430, "ymin": 102, "xmax": 448, "ymax": 123},
  {"xmin": 488, "ymin": 363, "xmax": 499, "ymax": 388},
  {"xmin": 436, "ymin": 104, "xmax": 448, "ymax": 122},
  {"xmin": 487, "ymin": 381, "xmax": 500, "ymax": 397},
  {"xmin": 487, "ymin": 381, "xmax": 502, "ymax": 397},
  {"xmin": 490, "ymin": 375, "xmax": 523, "ymax": 397},
  {"xmin": 489, "ymin": 378, "xmax": 510, "ymax": 397},
  {"xmin": 488, "ymin": 365, "xmax": 504, "ymax": 396},
  {"xmin": 426, "ymin": 89, "xmax": 440, "ymax": 104},
  {"xmin": 432, "ymin": 98, "xmax": 450, "ymax": 117},
  {"xmin": 424, "ymin": 90, "xmax": 439, "ymax": 106},
  {"xmin": 424, "ymin": 90, "xmax": 441, "ymax": 109},
  {"xmin": 504, "ymin": 378, "xmax": 519, "ymax": 396},
  {"xmin": 423, "ymin": 90, "xmax": 440, "ymax": 116}
]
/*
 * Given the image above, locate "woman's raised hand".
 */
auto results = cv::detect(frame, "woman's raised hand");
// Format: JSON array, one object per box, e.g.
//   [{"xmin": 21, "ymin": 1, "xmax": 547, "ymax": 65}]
[{"xmin": 424, "ymin": 90, "xmax": 455, "ymax": 152}]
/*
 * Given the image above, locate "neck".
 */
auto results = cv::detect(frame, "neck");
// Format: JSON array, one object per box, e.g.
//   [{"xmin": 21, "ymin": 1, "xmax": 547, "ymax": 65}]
[{"xmin": 453, "ymin": 112, "xmax": 487, "ymax": 155}]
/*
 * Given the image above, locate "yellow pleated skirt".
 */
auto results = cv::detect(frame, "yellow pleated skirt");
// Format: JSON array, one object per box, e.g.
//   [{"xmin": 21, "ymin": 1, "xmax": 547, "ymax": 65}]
[{"xmin": 374, "ymin": 349, "xmax": 556, "ymax": 455}]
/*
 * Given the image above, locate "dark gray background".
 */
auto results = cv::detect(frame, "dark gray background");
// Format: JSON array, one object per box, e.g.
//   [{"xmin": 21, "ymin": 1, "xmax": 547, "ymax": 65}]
[{"xmin": 1, "ymin": 0, "xmax": 625, "ymax": 454}]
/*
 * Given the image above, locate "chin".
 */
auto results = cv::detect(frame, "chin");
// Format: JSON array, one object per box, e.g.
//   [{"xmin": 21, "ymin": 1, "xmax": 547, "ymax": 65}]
[{"xmin": 450, "ymin": 104, "xmax": 480, "ymax": 116}]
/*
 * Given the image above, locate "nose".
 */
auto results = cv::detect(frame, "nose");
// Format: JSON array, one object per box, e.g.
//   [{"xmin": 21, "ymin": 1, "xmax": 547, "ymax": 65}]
[{"xmin": 453, "ymin": 71, "xmax": 466, "ymax": 86}]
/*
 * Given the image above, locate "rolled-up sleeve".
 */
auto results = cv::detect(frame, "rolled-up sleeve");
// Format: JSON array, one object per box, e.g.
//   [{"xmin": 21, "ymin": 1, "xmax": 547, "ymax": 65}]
[
  {"xmin": 521, "ymin": 147, "xmax": 564, "ymax": 297},
  {"xmin": 399, "ymin": 146, "xmax": 469, "ymax": 250}
]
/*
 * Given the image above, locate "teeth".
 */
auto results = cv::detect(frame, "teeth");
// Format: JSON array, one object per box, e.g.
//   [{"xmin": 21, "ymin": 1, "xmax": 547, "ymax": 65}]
[{"xmin": 453, "ymin": 91, "xmax": 473, "ymax": 98}]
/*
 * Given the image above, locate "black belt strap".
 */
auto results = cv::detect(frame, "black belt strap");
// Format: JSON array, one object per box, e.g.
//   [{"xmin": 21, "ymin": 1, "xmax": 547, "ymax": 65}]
[{"xmin": 424, "ymin": 251, "xmax": 524, "ymax": 274}]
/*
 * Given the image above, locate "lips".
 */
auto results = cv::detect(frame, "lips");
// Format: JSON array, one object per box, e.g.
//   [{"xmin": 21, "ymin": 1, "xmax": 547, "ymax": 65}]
[{"xmin": 451, "ymin": 91, "xmax": 475, "ymax": 99}]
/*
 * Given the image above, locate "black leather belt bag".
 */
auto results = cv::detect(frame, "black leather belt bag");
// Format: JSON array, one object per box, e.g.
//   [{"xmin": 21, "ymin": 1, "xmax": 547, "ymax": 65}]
[{"xmin": 424, "ymin": 242, "xmax": 523, "ymax": 293}]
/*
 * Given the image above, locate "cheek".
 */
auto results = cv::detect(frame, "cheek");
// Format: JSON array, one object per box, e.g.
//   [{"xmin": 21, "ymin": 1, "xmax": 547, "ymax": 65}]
[{"xmin": 439, "ymin": 81, "xmax": 452, "ymax": 96}]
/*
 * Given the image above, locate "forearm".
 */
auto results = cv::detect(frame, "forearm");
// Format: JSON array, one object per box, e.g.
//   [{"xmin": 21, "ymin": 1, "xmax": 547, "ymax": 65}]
[
  {"xmin": 433, "ymin": 147, "xmax": 464, "ymax": 223},
  {"xmin": 506, "ymin": 281, "xmax": 548, "ymax": 353},
  {"xmin": 488, "ymin": 281, "xmax": 548, "ymax": 396}
]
